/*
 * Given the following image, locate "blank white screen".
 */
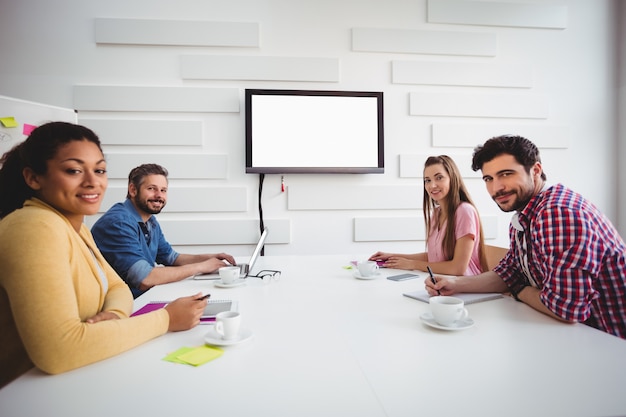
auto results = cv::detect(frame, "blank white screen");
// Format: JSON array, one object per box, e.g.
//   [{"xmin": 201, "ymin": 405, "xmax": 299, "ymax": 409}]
[{"xmin": 250, "ymin": 94, "xmax": 380, "ymax": 168}]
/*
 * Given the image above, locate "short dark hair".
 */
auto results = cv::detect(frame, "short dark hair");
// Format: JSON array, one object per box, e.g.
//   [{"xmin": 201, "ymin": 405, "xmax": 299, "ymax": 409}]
[
  {"xmin": 471, "ymin": 134, "xmax": 547, "ymax": 181},
  {"xmin": 126, "ymin": 164, "xmax": 169, "ymax": 199}
]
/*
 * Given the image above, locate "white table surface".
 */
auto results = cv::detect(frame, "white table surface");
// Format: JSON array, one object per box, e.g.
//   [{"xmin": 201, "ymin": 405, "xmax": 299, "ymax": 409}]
[{"xmin": 1, "ymin": 255, "xmax": 625, "ymax": 417}]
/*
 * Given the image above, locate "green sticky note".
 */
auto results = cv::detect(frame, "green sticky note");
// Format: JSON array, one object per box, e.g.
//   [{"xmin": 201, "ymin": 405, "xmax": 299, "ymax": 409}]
[
  {"xmin": 163, "ymin": 346, "xmax": 196, "ymax": 364},
  {"xmin": 0, "ymin": 117, "xmax": 18, "ymax": 128},
  {"xmin": 163, "ymin": 345, "xmax": 223, "ymax": 367},
  {"xmin": 176, "ymin": 345, "xmax": 223, "ymax": 366}
]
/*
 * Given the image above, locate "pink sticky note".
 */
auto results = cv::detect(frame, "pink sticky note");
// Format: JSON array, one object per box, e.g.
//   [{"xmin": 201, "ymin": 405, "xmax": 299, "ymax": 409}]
[{"xmin": 23, "ymin": 123, "xmax": 37, "ymax": 136}]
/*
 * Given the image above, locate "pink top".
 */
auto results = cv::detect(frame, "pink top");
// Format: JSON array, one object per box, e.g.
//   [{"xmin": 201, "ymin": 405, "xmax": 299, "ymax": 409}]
[{"xmin": 426, "ymin": 202, "xmax": 482, "ymax": 275}]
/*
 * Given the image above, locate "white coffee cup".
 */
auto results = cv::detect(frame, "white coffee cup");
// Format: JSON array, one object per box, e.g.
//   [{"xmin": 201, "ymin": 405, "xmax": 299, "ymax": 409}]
[
  {"xmin": 219, "ymin": 266, "xmax": 240, "ymax": 284},
  {"xmin": 357, "ymin": 261, "xmax": 379, "ymax": 277},
  {"xmin": 214, "ymin": 311, "xmax": 241, "ymax": 340},
  {"xmin": 429, "ymin": 296, "xmax": 469, "ymax": 326}
]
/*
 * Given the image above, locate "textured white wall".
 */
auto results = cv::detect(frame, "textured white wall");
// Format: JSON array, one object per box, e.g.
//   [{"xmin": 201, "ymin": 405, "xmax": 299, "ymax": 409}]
[
  {"xmin": 618, "ymin": 1, "xmax": 626, "ymax": 238},
  {"xmin": 0, "ymin": 0, "xmax": 621, "ymax": 256}
]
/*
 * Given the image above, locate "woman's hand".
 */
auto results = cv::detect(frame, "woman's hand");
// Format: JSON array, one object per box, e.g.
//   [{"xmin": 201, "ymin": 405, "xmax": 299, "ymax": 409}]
[
  {"xmin": 86, "ymin": 311, "xmax": 120, "ymax": 324},
  {"xmin": 368, "ymin": 251, "xmax": 392, "ymax": 262},
  {"xmin": 382, "ymin": 256, "xmax": 415, "ymax": 270},
  {"xmin": 164, "ymin": 292, "xmax": 207, "ymax": 332}
]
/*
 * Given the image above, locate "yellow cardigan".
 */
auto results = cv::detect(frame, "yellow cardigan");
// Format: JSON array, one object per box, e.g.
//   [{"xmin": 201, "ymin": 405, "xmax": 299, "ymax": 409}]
[{"xmin": 0, "ymin": 198, "xmax": 169, "ymax": 377}]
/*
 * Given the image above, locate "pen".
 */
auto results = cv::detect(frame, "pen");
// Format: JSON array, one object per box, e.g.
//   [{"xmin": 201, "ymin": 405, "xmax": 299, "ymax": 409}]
[
  {"xmin": 427, "ymin": 266, "xmax": 440, "ymax": 295},
  {"xmin": 197, "ymin": 293, "xmax": 211, "ymax": 301}
]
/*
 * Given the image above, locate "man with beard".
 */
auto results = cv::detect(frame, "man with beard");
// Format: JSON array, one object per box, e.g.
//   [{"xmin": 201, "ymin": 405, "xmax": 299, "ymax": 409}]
[
  {"xmin": 92, "ymin": 164, "xmax": 235, "ymax": 298},
  {"xmin": 425, "ymin": 135, "xmax": 626, "ymax": 339}
]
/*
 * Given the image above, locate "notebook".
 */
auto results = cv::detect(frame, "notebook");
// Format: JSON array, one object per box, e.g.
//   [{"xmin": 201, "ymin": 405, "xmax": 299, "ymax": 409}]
[
  {"xmin": 193, "ymin": 227, "xmax": 268, "ymax": 280},
  {"xmin": 131, "ymin": 299, "xmax": 238, "ymax": 323},
  {"xmin": 403, "ymin": 289, "xmax": 503, "ymax": 305}
]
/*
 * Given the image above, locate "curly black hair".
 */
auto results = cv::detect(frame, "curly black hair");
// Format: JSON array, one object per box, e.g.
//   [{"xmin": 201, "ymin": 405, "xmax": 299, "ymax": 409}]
[{"xmin": 0, "ymin": 122, "xmax": 101, "ymax": 218}]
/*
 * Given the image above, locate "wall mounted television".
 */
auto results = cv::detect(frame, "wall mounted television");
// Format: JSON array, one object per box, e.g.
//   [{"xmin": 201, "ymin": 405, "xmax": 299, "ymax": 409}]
[{"xmin": 245, "ymin": 89, "xmax": 384, "ymax": 174}]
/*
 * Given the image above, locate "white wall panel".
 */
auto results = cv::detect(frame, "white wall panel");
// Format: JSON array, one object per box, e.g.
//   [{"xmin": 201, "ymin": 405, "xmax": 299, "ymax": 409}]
[
  {"xmin": 354, "ymin": 217, "xmax": 425, "ymax": 241},
  {"xmin": 352, "ymin": 28, "xmax": 497, "ymax": 56},
  {"xmin": 181, "ymin": 55, "xmax": 340, "ymax": 82},
  {"xmin": 354, "ymin": 215, "xmax": 499, "ymax": 241},
  {"xmin": 160, "ymin": 219, "xmax": 290, "ymax": 245},
  {"xmin": 481, "ymin": 215, "xmax": 501, "ymax": 241},
  {"xmin": 96, "ymin": 187, "xmax": 127, "ymax": 212},
  {"xmin": 400, "ymin": 154, "xmax": 479, "ymax": 178},
  {"xmin": 392, "ymin": 61, "xmax": 533, "ymax": 88},
  {"xmin": 288, "ymin": 185, "xmax": 420, "ymax": 210},
  {"xmin": 73, "ymin": 86, "xmax": 239, "ymax": 112},
  {"xmin": 428, "ymin": 0, "xmax": 568, "ymax": 29},
  {"xmin": 86, "ymin": 217, "xmax": 289, "ymax": 246},
  {"xmin": 410, "ymin": 92, "xmax": 548, "ymax": 119},
  {"xmin": 619, "ymin": 2, "xmax": 626, "ymax": 237},
  {"xmin": 165, "ymin": 187, "xmax": 247, "ymax": 212},
  {"xmin": 95, "ymin": 18, "xmax": 259, "ymax": 47},
  {"xmin": 99, "ymin": 186, "xmax": 247, "ymax": 213},
  {"xmin": 79, "ymin": 118, "xmax": 203, "ymax": 146},
  {"xmin": 103, "ymin": 153, "xmax": 228, "ymax": 179},
  {"xmin": 432, "ymin": 124, "xmax": 569, "ymax": 148}
]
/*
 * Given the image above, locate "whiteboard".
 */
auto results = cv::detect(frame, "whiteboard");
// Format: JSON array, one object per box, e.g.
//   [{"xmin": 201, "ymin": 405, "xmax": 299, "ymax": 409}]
[{"xmin": 0, "ymin": 95, "xmax": 77, "ymax": 157}]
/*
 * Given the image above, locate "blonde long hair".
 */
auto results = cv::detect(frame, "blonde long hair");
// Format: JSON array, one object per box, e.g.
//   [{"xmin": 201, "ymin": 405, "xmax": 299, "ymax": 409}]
[{"xmin": 422, "ymin": 155, "xmax": 488, "ymax": 272}]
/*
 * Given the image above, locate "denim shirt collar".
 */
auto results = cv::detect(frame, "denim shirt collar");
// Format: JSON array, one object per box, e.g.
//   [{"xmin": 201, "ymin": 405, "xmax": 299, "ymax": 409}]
[{"xmin": 122, "ymin": 198, "xmax": 156, "ymax": 228}]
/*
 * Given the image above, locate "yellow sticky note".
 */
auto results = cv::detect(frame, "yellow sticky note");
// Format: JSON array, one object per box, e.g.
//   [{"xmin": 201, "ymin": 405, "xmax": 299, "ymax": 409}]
[
  {"xmin": 163, "ymin": 347, "xmax": 196, "ymax": 365},
  {"xmin": 0, "ymin": 117, "xmax": 18, "ymax": 128},
  {"xmin": 163, "ymin": 345, "xmax": 223, "ymax": 367},
  {"xmin": 177, "ymin": 345, "xmax": 223, "ymax": 366}
]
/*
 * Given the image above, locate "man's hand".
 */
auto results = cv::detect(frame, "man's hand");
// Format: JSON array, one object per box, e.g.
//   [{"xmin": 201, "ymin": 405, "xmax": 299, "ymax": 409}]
[
  {"xmin": 424, "ymin": 274, "xmax": 459, "ymax": 296},
  {"xmin": 214, "ymin": 253, "xmax": 236, "ymax": 266}
]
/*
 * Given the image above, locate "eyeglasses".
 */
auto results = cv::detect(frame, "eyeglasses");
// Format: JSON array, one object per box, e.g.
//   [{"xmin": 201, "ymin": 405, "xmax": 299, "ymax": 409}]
[{"xmin": 248, "ymin": 270, "xmax": 281, "ymax": 283}]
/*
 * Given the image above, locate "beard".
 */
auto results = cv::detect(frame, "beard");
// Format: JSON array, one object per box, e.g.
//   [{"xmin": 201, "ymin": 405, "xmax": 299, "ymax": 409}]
[
  {"xmin": 133, "ymin": 194, "xmax": 166, "ymax": 215},
  {"xmin": 492, "ymin": 186, "xmax": 535, "ymax": 213}
]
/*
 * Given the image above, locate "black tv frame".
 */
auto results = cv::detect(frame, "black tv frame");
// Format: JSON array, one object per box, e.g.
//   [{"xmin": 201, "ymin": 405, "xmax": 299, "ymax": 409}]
[{"xmin": 245, "ymin": 88, "xmax": 384, "ymax": 174}]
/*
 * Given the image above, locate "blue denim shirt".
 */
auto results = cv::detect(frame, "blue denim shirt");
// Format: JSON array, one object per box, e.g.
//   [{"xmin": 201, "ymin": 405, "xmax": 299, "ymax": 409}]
[{"xmin": 91, "ymin": 199, "xmax": 179, "ymax": 298}]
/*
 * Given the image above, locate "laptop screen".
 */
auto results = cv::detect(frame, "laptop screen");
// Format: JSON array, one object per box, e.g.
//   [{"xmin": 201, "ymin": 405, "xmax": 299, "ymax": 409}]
[{"xmin": 246, "ymin": 227, "xmax": 268, "ymax": 274}]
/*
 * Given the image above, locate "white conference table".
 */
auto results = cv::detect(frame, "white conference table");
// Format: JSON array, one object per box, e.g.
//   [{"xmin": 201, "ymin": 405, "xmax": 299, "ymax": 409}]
[{"xmin": 1, "ymin": 255, "xmax": 626, "ymax": 417}]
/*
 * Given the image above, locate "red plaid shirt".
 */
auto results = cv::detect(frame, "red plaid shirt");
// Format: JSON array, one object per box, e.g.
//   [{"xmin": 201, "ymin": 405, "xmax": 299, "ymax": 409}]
[{"xmin": 495, "ymin": 184, "xmax": 626, "ymax": 339}]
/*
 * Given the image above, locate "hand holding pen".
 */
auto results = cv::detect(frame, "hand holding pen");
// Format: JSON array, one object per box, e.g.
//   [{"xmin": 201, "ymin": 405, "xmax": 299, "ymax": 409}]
[
  {"xmin": 165, "ymin": 293, "xmax": 210, "ymax": 332},
  {"xmin": 427, "ymin": 266, "xmax": 441, "ymax": 295}
]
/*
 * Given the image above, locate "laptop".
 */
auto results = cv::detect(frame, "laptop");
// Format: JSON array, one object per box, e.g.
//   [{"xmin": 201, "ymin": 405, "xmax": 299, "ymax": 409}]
[{"xmin": 193, "ymin": 227, "xmax": 268, "ymax": 280}]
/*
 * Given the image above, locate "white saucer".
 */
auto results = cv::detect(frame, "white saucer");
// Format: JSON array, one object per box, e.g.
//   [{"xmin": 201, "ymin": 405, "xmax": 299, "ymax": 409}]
[
  {"xmin": 214, "ymin": 279, "xmax": 246, "ymax": 288},
  {"xmin": 353, "ymin": 271, "xmax": 381, "ymax": 280},
  {"xmin": 204, "ymin": 327, "xmax": 253, "ymax": 346},
  {"xmin": 419, "ymin": 312, "xmax": 475, "ymax": 331}
]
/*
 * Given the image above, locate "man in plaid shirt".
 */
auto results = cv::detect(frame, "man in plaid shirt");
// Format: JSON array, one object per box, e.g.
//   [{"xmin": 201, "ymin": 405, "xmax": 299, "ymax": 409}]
[{"xmin": 425, "ymin": 135, "xmax": 626, "ymax": 339}]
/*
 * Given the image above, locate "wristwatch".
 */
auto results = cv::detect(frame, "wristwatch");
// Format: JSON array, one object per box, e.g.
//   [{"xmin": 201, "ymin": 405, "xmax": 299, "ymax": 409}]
[{"xmin": 511, "ymin": 285, "xmax": 528, "ymax": 302}]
